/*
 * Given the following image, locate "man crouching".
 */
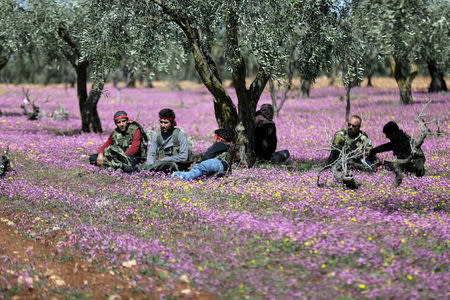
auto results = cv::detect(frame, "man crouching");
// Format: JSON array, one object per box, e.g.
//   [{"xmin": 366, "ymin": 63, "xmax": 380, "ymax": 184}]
[{"xmin": 89, "ymin": 111, "xmax": 148, "ymax": 170}]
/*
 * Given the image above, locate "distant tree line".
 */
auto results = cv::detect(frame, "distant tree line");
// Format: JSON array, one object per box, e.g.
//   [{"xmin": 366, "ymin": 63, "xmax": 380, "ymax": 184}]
[{"xmin": 0, "ymin": 0, "xmax": 448, "ymax": 165}]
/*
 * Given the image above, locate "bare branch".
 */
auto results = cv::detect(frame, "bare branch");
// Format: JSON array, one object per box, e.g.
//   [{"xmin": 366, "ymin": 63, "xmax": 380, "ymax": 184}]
[
  {"xmin": 20, "ymin": 88, "xmax": 41, "ymax": 120},
  {"xmin": 317, "ymin": 128, "xmax": 370, "ymax": 189}
]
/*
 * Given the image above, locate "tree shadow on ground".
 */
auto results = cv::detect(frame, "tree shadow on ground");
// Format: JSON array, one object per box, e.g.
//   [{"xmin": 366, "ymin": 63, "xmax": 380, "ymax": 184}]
[
  {"xmin": 255, "ymin": 158, "xmax": 325, "ymax": 172},
  {"xmin": 42, "ymin": 127, "xmax": 84, "ymax": 136},
  {"xmin": 0, "ymin": 111, "xmax": 23, "ymax": 117}
]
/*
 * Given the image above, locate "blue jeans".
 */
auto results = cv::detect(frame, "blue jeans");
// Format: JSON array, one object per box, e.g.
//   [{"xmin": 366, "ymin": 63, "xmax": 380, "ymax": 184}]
[{"xmin": 172, "ymin": 158, "xmax": 224, "ymax": 181}]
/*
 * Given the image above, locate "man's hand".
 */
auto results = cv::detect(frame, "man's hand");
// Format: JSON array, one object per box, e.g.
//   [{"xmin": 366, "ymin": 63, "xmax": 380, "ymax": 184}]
[{"xmin": 97, "ymin": 153, "xmax": 104, "ymax": 166}]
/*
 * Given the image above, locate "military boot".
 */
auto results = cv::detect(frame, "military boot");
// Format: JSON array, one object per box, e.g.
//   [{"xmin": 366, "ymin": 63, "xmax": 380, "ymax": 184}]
[{"xmin": 120, "ymin": 162, "xmax": 136, "ymax": 174}]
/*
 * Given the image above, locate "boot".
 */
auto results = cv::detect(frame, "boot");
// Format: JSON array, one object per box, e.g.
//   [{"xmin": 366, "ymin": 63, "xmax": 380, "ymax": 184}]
[{"xmin": 120, "ymin": 163, "xmax": 136, "ymax": 174}]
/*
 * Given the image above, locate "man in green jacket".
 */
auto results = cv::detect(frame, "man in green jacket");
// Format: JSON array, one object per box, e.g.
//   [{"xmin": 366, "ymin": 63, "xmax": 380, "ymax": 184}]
[
  {"xmin": 89, "ymin": 111, "xmax": 148, "ymax": 170},
  {"xmin": 327, "ymin": 115, "xmax": 373, "ymax": 167}
]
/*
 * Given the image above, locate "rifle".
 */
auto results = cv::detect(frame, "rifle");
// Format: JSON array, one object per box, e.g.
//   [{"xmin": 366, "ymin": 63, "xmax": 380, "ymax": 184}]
[{"xmin": 0, "ymin": 147, "xmax": 10, "ymax": 177}]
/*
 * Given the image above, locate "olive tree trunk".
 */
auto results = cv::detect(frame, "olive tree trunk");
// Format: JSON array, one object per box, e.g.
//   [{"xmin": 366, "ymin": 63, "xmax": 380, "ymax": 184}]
[
  {"xmin": 75, "ymin": 62, "xmax": 103, "ymax": 133},
  {"xmin": 299, "ymin": 78, "xmax": 311, "ymax": 98},
  {"xmin": 58, "ymin": 25, "xmax": 103, "ymax": 133},
  {"xmin": 153, "ymin": 0, "xmax": 269, "ymax": 166},
  {"xmin": 427, "ymin": 60, "xmax": 447, "ymax": 93},
  {"xmin": 367, "ymin": 74, "xmax": 373, "ymax": 87},
  {"xmin": 0, "ymin": 55, "xmax": 9, "ymax": 72},
  {"xmin": 389, "ymin": 57, "xmax": 417, "ymax": 104}
]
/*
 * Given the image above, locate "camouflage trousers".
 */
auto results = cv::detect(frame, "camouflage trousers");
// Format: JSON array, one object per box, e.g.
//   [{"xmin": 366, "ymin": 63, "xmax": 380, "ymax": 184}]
[{"xmin": 90, "ymin": 145, "xmax": 138, "ymax": 170}]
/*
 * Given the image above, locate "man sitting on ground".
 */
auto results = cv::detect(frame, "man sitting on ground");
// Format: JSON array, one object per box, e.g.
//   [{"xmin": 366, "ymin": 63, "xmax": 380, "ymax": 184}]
[
  {"xmin": 90, "ymin": 111, "xmax": 148, "ymax": 170},
  {"xmin": 122, "ymin": 108, "xmax": 190, "ymax": 173},
  {"xmin": 368, "ymin": 121, "xmax": 425, "ymax": 176},
  {"xmin": 254, "ymin": 103, "xmax": 290, "ymax": 163},
  {"xmin": 327, "ymin": 115, "xmax": 373, "ymax": 169},
  {"xmin": 172, "ymin": 128, "xmax": 234, "ymax": 181}
]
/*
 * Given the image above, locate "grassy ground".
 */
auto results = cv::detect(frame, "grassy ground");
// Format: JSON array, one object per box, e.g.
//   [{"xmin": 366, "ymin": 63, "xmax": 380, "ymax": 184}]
[{"xmin": 0, "ymin": 81, "xmax": 449, "ymax": 299}]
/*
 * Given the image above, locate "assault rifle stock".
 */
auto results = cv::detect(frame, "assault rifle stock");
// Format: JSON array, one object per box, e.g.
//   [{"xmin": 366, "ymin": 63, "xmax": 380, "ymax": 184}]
[{"xmin": 0, "ymin": 147, "xmax": 10, "ymax": 177}]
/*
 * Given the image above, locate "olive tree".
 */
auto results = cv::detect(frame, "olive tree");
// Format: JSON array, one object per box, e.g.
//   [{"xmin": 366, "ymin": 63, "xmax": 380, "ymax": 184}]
[
  {"xmin": 0, "ymin": 0, "xmax": 29, "ymax": 72},
  {"xmin": 269, "ymin": 0, "xmax": 336, "ymax": 114},
  {"xmin": 421, "ymin": 0, "xmax": 449, "ymax": 93},
  {"xmin": 92, "ymin": 0, "xmax": 335, "ymax": 165},
  {"xmin": 21, "ymin": 0, "xmax": 114, "ymax": 132},
  {"xmin": 295, "ymin": 0, "xmax": 337, "ymax": 98},
  {"xmin": 333, "ymin": 0, "xmax": 370, "ymax": 121},
  {"xmin": 356, "ymin": 0, "xmax": 448, "ymax": 104}
]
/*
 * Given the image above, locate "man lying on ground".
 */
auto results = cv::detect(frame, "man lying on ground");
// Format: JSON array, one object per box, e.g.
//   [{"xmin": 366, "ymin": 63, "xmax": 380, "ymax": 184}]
[
  {"xmin": 172, "ymin": 128, "xmax": 234, "ymax": 181},
  {"xmin": 90, "ymin": 111, "xmax": 148, "ymax": 170},
  {"xmin": 368, "ymin": 121, "xmax": 425, "ymax": 176}
]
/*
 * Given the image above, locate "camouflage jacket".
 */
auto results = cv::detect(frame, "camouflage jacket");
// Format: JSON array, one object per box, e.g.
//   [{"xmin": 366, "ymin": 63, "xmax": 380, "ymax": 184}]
[
  {"xmin": 111, "ymin": 123, "xmax": 147, "ymax": 159},
  {"xmin": 332, "ymin": 128, "xmax": 372, "ymax": 153},
  {"xmin": 327, "ymin": 128, "xmax": 372, "ymax": 164}
]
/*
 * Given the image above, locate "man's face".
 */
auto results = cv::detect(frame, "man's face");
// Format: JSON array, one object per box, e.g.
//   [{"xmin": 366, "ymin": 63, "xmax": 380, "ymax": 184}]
[
  {"xmin": 347, "ymin": 117, "xmax": 361, "ymax": 137},
  {"xmin": 115, "ymin": 118, "xmax": 129, "ymax": 132},
  {"xmin": 160, "ymin": 119, "xmax": 173, "ymax": 133}
]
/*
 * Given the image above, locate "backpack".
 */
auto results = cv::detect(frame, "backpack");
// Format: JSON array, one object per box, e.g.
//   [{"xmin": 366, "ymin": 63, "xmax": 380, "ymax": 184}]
[
  {"xmin": 156, "ymin": 128, "xmax": 194, "ymax": 161},
  {"xmin": 129, "ymin": 121, "xmax": 149, "ymax": 160}
]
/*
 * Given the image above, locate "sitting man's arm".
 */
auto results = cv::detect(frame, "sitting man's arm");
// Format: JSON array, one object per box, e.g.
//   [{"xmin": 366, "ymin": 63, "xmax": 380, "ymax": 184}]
[
  {"xmin": 125, "ymin": 129, "xmax": 142, "ymax": 156},
  {"xmin": 96, "ymin": 133, "xmax": 114, "ymax": 166},
  {"xmin": 97, "ymin": 133, "xmax": 114, "ymax": 154},
  {"xmin": 202, "ymin": 142, "xmax": 229, "ymax": 161},
  {"xmin": 358, "ymin": 135, "xmax": 373, "ymax": 157},
  {"xmin": 145, "ymin": 134, "xmax": 158, "ymax": 165},
  {"xmin": 164, "ymin": 130, "xmax": 189, "ymax": 162},
  {"xmin": 265, "ymin": 125, "xmax": 277, "ymax": 155},
  {"xmin": 368, "ymin": 142, "xmax": 393, "ymax": 157}
]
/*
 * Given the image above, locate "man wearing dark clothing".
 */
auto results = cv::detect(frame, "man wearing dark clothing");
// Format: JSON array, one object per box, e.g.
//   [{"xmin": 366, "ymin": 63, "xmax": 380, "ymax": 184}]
[
  {"xmin": 89, "ymin": 111, "xmax": 147, "ymax": 170},
  {"xmin": 368, "ymin": 121, "xmax": 425, "ymax": 176},
  {"xmin": 201, "ymin": 139, "xmax": 230, "ymax": 162},
  {"xmin": 172, "ymin": 129, "xmax": 234, "ymax": 181},
  {"xmin": 255, "ymin": 104, "xmax": 277, "ymax": 161}
]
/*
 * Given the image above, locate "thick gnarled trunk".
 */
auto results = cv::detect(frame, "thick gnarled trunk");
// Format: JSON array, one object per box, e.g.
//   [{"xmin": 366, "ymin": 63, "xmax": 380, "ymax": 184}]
[
  {"xmin": 299, "ymin": 78, "xmax": 311, "ymax": 98},
  {"xmin": 75, "ymin": 62, "xmax": 103, "ymax": 133},
  {"xmin": 427, "ymin": 60, "xmax": 447, "ymax": 93},
  {"xmin": 0, "ymin": 55, "xmax": 9, "ymax": 72},
  {"xmin": 152, "ymin": 0, "xmax": 270, "ymax": 166},
  {"xmin": 389, "ymin": 57, "xmax": 417, "ymax": 104},
  {"xmin": 58, "ymin": 25, "xmax": 103, "ymax": 133}
]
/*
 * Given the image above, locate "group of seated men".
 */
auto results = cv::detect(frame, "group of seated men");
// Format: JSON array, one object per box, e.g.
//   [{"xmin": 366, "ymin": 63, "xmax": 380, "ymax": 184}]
[
  {"xmin": 89, "ymin": 105, "xmax": 288, "ymax": 181},
  {"xmin": 89, "ymin": 108, "xmax": 425, "ymax": 181},
  {"xmin": 326, "ymin": 115, "xmax": 425, "ymax": 177}
]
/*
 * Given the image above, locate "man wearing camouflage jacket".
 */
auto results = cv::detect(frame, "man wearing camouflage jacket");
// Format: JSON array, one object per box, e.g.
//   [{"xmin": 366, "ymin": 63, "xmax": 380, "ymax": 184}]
[
  {"xmin": 327, "ymin": 115, "xmax": 373, "ymax": 166},
  {"xmin": 89, "ymin": 111, "xmax": 148, "ymax": 170}
]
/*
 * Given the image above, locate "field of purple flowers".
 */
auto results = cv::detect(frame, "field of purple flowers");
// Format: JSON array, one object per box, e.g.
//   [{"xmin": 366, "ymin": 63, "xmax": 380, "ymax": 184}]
[{"xmin": 0, "ymin": 84, "xmax": 449, "ymax": 299}]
